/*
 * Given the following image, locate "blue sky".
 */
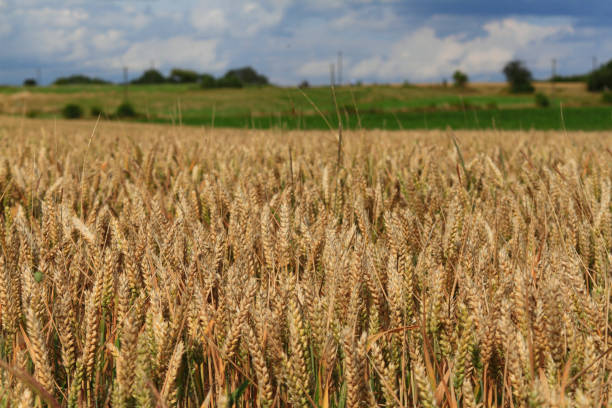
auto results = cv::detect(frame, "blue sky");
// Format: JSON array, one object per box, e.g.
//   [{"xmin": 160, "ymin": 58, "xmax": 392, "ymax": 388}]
[{"xmin": 0, "ymin": 0, "xmax": 611, "ymax": 85}]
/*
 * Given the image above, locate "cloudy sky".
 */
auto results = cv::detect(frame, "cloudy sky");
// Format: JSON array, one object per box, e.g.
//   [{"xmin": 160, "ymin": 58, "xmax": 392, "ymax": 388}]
[{"xmin": 1, "ymin": 0, "xmax": 611, "ymax": 85}]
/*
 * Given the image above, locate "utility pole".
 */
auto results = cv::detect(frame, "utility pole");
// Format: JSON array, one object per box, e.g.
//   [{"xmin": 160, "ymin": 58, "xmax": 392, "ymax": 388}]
[
  {"xmin": 330, "ymin": 63, "xmax": 335, "ymax": 87},
  {"xmin": 593, "ymin": 56, "xmax": 598, "ymax": 71},
  {"xmin": 551, "ymin": 58, "xmax": 556, "ymax": 92},
  {"xmin": 123, "ymin": 67, "xmax": 129, "ymax": 100},
  {"xmin": 337, "ymin": 51, "xmax": 343, "ymax": 86}
]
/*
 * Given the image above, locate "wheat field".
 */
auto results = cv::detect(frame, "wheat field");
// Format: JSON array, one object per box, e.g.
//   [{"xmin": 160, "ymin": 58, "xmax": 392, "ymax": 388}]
[{"xmin": 0, "ymin": 117, "xmax": 611, "ymax": 407}]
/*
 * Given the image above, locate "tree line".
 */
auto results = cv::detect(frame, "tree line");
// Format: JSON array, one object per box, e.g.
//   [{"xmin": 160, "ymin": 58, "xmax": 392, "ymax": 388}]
[
  {"xmin": 450, "ymin": 58, "xmax": 612, "ymax": 93},
  {"xmin": 21, "ymin": 59, "xmax": 612, "ymax": 92},
  {"xmin": 23, "ymin": 66, "xmax": 269, "ymax": 88}
]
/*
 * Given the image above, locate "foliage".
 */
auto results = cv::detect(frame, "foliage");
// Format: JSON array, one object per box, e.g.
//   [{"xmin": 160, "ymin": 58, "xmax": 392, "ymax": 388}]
[
  {"xmin": 115, "ymin": 101, "xmax": 136, "ymax": 118},
  {"xmin": 90, "ymin": 106, "xmax": 105, "ymax": 117},
  {"xmin": 223, "ymin": 66, "xmax": 268, "ymax": 86},
  {"xmin": 131, "ymin": 69, "xmax": 166, "ymax": 85},
  {"xmin": 23, "ymin": 78, "xmax": 37, "ymax": 87},
  {"xmin": 534, "ymin": 92, "xmax": 550, "ymax": 107},
  {"xmin": 503, "ymin": 60, "xmax": 535, "ymax": 93},
  {"xmin": 215, "ymin": 72, "xmax": 243, "ymax": 88},
  {"xmin": 587, "ymin": 60, "xmax": 612, "ymax": 91},
  {"xmin": 452, "ymin": 70, "xmax": 469, "ymax": 88},
  {"xmin": 298, "ymin": 80, "xmax": 310, "ymax": 89},
  {"xmin": 169, "ymin": 68, "xmax": 200, "ymax": 84},
  {"xmin": 61, "ymin": 103, "xmax": 83, "ymax": 119},
  {"xmin": 54, "ymin": 75, "xmax": 110, "ymax": 85},
  {"xmin": 602, "ymin": 91, "xmax": 612, "ymax": 104},
  {"xmin": 551, "ymin": 74, "xmax": 588, "ymax": 83},
  {"xmin": 200, "ymin": 74, "xmax": 217, "ymax": 89}
]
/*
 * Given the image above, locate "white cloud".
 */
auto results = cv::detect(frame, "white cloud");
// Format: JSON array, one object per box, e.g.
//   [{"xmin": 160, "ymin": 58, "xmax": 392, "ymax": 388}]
[
  {"xmin": 114, "ymin": 36, "xmax": 226, "ymax": 72},
  {"xmin": 190, "ymin": 0, "xmax": 290, "ymax": 36},
  {"xmin": 298, "ymin": 60, "xmax": 334, "ymax": 77},
  {"xmin": 190, "ymin": 8, "xmax": 228, "ymax": 34},
  {"xmin": 350, "ymin": 18, "xmax": 574, "ymax": 81},
  {"xmin": 92, "ymin": 30, "xmax": 126, "ymax": 53},
  {"xmin": 18, "ymin": 7, "xmax": 89, "ymax": 28}
]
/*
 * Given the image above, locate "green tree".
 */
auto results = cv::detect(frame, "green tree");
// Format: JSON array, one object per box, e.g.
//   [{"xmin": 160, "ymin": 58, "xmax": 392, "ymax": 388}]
[
  {"xmin": 54, "ymin": 74, "xmax": 110, "ymax": 85},
  {"xmin": 587, "ymin": 60, "xmax": 612, "ymax": 91},
  {"xmin": 169, "ymin": 68, "xmax": 200, "ymax": 83},
  {"xmin": 503, "ymin": 60, "xmax": 534, "ymax": 93},
  {"xmin": 132, "ymin": 69, "xmax": 166, "ymax": 84},
  {"xmin": 216, "ymin": 72, "xmax": 243, "ymax": 88},
  {"xmin": 200, "ymin": 73, "xmax": 217, "ymax": 89},
  {"xmin": 452, "ymin": 70, "xmax": 468, "ymax": 88},
  {"xmin": 223, "ymin": 67, "xmax": 268, "ymax": 86}
]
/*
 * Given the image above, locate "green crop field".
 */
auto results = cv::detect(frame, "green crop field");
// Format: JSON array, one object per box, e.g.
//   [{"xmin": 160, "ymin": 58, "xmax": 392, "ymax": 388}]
[{"xmin": 0, "ymin": 82, "xmax": 610, "ymax": 130}]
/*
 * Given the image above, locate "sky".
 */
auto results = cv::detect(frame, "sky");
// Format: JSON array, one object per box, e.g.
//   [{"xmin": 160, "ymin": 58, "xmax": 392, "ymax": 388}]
[{"xmin": 1, "ymin": 0, "xmax": 611, "ymax": 85}]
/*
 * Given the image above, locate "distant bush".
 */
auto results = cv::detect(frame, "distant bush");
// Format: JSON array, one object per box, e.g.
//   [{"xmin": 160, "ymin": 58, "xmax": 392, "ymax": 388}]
[
  {"xmin": 54, "ymin": 75, "xmax": 110, "ymax": 85},
  {"xmin": 26, "ymin": 110, "xmax": 40, "ymax": 118},
  {"xmin": 62, "ymin": 104, "xmax": 84, "ymax": 119},
  {"xmin": 503, "ymin": 60, "xmax": 535, "ymax": 93},
  {"xmin": 298, "ymin": 80, "xmax": 310, "ymax": 89},
  {"xmin": 90, "ymin": 106, "xmax": 105, "ymax": 117},
  {"xmin": 223, "ymin": 66, "xmax": 268, "ymax": 86},
  {"xmin": 603, "ymin": 91, "xmax": 612, "ymax": 104},
  {"xmin": 132, "ymin": 69, "xmax": 166, "ymax": 85},
  {"xmin": 169, "ymin": 68, "xmax": 200, "ymax": 84},
  {"xmin": 200, "ymin": 74, "xmax": 217, "ymax": 89},
  {"xmin": 23, "ymin": 78, "xmax": 37, "ymax": 87},
  {"xmin": 453, "ymin": 70, "xmax": 469, "ymax": 88},
  {"xmin": 588, "ymin": 60, "xmax": 612, "ymax": 91},
  {"xmin": 535, "ymin": 92, "xmax": 550, "ymax": 107},
  {"xmin": 215, "ymin": 73, "xmax": 243, "ymax": 88},
  {"xmin": 551, "ymin": 74, "xmax": 588, "ymax": 83},
  {"xmin": 116, "ymin": 101, "xmax": 136, "ymax": 118}
]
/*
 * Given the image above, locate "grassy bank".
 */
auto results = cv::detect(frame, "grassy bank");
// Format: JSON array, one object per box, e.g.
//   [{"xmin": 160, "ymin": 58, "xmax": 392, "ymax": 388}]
[
  {"xmin": 1, "ymin": 82, "xmax": 610, "ymax": 130},
  {"xmin": 146, "ymin": 105, "xmax": 612, "ymax": 131}
]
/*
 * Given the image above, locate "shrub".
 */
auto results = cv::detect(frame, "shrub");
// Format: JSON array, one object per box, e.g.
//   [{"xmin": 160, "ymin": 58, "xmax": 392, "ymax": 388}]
[
  {"xmin": 54, "ymin": 75, "xmax": 110, "ymax": 85},
  {"xmin": 116, "ymin": 101, "xmax": 136, "ymax": 118},
  {"xmin": 131, "ymin": 69, "xmax": 166, "ymax": 85},
  {"xmin": 61, "ymin": 103, "xmax": 83, "ymax": 119},
  {"xmin": 535, "ymin": 92, "xmax": 550, "ymax": 107},
  {"xmin": 503, "ymin": 60, "xmax": 534, "ymax": 93},
  {"xmin": 215, "ymin": 73, "xmax": 243, "ymax": 89},
  {"xmin": 298, "ymin": 80, "xmax": 310, "ymax": 89},
  {"xmin": 90, "ymin": 106, "xmax": 105, "ymax": 117},
  {"xmin": 223, "ymin": 66, "xmax": 268, "ymax": 86},
  {"xmin": 26, "ymin": 110, "xmax": 40, "ymax": 118},
  {"xmin": 169, "ymin": 68, "xmax": 200, "ymax": 84},
  {"xmin": 603, "ymin": 91, "xmax": 612, "ymax": 104},
  {"xmin": 452, "ymin": 70, "xmax": 468, "ymax": 88},
  {"xmin": 200, "ymin": 74, "xmax": 217, "ymax": 89},
  {"xmin": 23, "ymin": 78, "xmax": 37, "ymax": 87}
]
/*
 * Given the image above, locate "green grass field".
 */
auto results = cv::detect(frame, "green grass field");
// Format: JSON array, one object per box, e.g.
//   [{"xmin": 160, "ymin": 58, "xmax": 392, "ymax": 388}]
[{"xmin": 1, "ymin": 82, "xmax": 610, "ymax": 130}]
